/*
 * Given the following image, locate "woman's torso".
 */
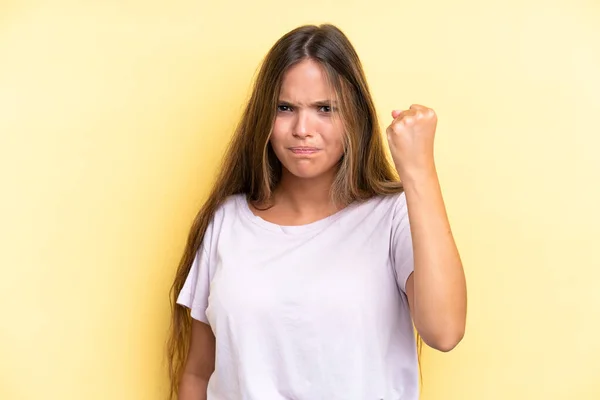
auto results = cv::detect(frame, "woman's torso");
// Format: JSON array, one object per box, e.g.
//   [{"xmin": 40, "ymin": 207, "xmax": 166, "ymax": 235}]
[{"xmin": 179, "ymin": 192, "xmax": 418, "ymax": 400}]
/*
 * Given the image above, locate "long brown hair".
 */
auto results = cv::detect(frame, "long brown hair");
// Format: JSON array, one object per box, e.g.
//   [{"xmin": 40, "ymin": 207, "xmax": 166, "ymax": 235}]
[{"xmin": 166, "ymin": 23, "xmax": 422, "ymax": 399}]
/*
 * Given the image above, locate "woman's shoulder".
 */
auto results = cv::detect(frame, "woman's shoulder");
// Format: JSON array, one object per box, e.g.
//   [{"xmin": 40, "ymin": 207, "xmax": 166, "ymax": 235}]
[
  {"xmin": 340, "ymin": 190, "xmax": 407, "ymax": 223},
  {"xmin": 359, "ymin": 190, "xmax": 407, "ymax": 211},
  {"xmin": 222, "ymin": 193, "xmax": 246, "ymax": 209},
  {"xmin": 212, "ymin": 193, "xmax": 245, "ymax": 220}
]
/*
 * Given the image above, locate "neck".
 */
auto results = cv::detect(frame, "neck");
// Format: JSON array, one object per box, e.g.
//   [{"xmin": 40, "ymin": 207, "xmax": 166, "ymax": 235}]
[{"xmin": 274, "ymin": 168, "xmax": 338, "ymax": 214}]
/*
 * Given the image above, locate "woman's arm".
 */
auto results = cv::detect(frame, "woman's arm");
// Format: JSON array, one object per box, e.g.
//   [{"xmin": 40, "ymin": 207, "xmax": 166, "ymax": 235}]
[
  {"xmin": 386, "ymin": 104, "xmax": 467, "ymax": 352},
  {"xmin": 179, "ymin": 319, "xmax": 216, "ymax": 400},
  {"xmin": 403, "ymin": 168, "xmax": 467, "ymax": 352}
]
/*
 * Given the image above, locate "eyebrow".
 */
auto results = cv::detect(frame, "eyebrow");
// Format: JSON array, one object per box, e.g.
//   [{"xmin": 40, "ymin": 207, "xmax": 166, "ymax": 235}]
[{"xmin": 278, "ymin": 99, "xmax": 337, "ymax": 107}]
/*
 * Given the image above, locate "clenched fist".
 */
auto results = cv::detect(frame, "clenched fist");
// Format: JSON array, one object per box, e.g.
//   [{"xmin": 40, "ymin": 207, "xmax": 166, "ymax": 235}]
[{"xmin": 386, "ymin": 104, "xmax": 438, "ymax": 182}]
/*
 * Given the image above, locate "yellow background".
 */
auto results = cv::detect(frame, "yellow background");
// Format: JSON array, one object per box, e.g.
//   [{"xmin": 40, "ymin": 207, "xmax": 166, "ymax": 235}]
[{"xmin": 1, "ymin": 0, "xmax": 599, "ymax": 399}]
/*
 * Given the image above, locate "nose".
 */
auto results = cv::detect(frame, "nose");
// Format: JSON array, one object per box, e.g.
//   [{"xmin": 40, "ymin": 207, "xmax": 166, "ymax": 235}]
[{"xmin": 293, "ymin": 110, "xmax": 312, "ymax": 138}]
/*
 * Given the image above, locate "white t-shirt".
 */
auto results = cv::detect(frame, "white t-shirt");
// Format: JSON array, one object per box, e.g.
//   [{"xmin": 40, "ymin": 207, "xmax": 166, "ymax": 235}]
[{"xmin": 177, "ymin": 191, "xmax": 418, "ymax": 400}]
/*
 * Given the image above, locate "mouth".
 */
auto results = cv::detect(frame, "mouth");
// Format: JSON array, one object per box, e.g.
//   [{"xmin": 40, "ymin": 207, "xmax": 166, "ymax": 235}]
[{"xmin": 289, "ymin": 147, "xmax": 320, "ymax": 155}]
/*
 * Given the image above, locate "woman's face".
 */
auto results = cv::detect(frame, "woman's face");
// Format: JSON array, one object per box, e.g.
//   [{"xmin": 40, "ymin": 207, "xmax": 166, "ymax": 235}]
[{"xmin": 270, "ymin": 59, "xmax": 345, "ymax": 181}]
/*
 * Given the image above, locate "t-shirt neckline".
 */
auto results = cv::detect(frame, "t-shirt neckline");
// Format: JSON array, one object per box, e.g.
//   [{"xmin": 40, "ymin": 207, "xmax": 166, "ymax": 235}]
[{"xmin": 236, "ymin": 194, "xmax": 355, "ymax": 235}]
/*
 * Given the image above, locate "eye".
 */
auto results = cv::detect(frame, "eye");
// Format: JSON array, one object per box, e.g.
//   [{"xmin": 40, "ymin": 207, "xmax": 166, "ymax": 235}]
[
  {"xmin": 319, "ymin": 105, "xmax": 335, "ymax": 113},
  {"xmin": 277, "ymin": 105, "xmax": 292, "ymax": 112}
]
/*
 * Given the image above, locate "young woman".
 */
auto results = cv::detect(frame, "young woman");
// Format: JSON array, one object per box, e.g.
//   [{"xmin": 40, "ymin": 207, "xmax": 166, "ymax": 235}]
[{"xmin": 166, "ymin": 23, "xmax": 467, "ymax": 400}]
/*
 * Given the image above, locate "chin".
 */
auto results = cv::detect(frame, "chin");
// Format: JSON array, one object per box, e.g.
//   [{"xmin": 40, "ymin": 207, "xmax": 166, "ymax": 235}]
[
  {"xmin": 287, "ymin": 169, "xmax": 321, "ymax": 180},
  {"xmin": 283, "ymin": 164, "xmax": 337, "ymax": 180}
]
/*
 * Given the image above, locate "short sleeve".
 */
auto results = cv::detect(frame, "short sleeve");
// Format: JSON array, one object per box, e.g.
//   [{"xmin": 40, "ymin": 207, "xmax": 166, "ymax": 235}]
[
  {"xmin": 390, "ymin": 192, "xmax": 415, "ymax": 294},
  {"xmin": 176, "ymin": 225, "xmax": 214, "ymax": 323}
]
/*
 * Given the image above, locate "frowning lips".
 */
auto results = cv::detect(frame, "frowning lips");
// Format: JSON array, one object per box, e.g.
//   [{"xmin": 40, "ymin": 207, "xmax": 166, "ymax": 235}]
[{"xmin": 289, "ymin": 146, "xmax": 320, "ymax": 154}]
